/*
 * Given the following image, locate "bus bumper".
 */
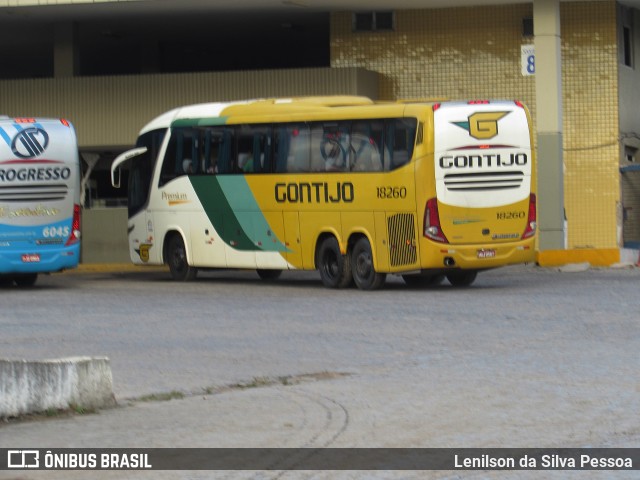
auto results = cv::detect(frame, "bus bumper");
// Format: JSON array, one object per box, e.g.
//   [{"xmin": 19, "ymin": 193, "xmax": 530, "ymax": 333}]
[
  {"xmin": 0, "ymin": 244, "xmax": 80, "ymax": 274},
  {"xmin": 420, "ymin": 238, "xmax": 536, "ymax": 270}
]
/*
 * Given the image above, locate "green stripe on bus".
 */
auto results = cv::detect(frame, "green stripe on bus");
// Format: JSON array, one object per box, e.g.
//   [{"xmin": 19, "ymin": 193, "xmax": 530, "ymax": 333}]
[
  {"xmin": 171, "ymin": 117, "xmax": 229, "ymax": 128},
  {"xmin": 189, "ymin": 176, "xmax": 288, "ymax": 252}
]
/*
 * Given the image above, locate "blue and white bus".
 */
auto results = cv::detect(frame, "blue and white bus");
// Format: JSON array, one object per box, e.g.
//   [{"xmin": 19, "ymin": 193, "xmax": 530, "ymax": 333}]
[{"xmin": 0, "ymin": 117, "xmax": 81, "ymax": 287}]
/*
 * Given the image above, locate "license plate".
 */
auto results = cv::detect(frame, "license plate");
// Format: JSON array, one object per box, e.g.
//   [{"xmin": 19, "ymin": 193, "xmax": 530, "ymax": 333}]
[
  {"xmin": 21, "ymin": 254, "xmax": 41, "ymax": 263},
  {"xmin": 477, "ymin": 249, "xmax": 496, "ymax": 259}
]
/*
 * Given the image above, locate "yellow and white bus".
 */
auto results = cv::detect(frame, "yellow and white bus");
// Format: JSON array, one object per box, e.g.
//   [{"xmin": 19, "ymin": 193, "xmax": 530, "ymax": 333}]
[{"xmin": 111, "ymin": 96, "xmax": 536, "ymax": 290}]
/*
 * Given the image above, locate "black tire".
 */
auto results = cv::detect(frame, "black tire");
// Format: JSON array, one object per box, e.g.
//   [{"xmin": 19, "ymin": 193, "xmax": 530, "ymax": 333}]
[
  {"xmin": 351, "ymin": 237, "xmax": 386, "ymax": 290},
  {"xmin": 446, "ymin": 270, "xmax": 478, "ymax": 287},
  {"xmin": 317, "ymin": 237, "xmax": 352, "ymax": 288},
  {"xmin": 256, "ymin": 269, "xmax": 282, "ymax": 280},
  {"xmin": 402, "ymin": 274, "xmax": 444, "ymax": 287},
  {"xmin": 14, "ymin": 273, "xmax": 38, "ymax": 287},
  {"xmin": 167, "ymin": 234, "xmax": 197, "ymax": 281}
]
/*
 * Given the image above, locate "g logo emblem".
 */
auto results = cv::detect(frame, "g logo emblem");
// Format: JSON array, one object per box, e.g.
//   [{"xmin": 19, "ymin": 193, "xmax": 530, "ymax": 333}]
[
  {"xmin": 11, "ymin": 127, "xmax": 49, "ymax": 158},
  {"xmin": 453, "ymin": 112, "xmax": 509, "ymax": 140}
]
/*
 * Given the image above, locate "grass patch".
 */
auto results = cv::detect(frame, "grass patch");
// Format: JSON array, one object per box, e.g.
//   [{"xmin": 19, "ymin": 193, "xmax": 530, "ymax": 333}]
[
  {"xmin": 137, "ymin": 390, "xmax": 185, "ymax": 402},
  {"xmin": 69, "ymin": 403, "xmax": 96, "ymax": 415},
  {"xmin": 233, "ymin": 376, "xmax": 273, "ymax": 389}
]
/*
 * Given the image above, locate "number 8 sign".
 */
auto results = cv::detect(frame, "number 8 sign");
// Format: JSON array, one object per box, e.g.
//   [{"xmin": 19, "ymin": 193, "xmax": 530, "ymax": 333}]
[{"xmin": 521, "ymin": 45, "xmax": 535, "ymax": 76}]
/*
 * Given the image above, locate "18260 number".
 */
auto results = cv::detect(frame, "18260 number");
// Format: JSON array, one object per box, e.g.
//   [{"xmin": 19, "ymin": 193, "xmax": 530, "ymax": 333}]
[
  {"xmin": 376, "ymin": 186, "xmax": 407, "ymax": 199},
  {"xmin": 496, "ymin": 211, "xmax": 525, "ymax": 220}
]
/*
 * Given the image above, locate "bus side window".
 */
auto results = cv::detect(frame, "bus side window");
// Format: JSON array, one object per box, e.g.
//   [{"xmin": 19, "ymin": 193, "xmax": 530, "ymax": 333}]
[
  {"xmin": 320, "ymin": 122, "xmax": 350, "ymax": 172},
  {"xmin": 159, "ymin": 127, "xmax": 194, "ymax": 185},
  {"xmin": 215, "ymin": 128, "xmax": 234, "ymax": 174},
  {"xmin": 288, "ymin": 124, "xmax": 310, "ymax": 172},
  {"xmin": 385, "ymin": 118, "xmax": 417, "ymax": 171},
  {"xmin": 310, "ymin": 124, "xmax": 325, "ymax": 171},
  {"xmin": 200, "ymin": 129, "xmax": 215, "ymax": 174},
  {"xmin": 351, "ymin": 120, "xmax": 383, "ymax": 172},
  {"xmin": 274, "ymin": 123, "xmax": 309, "ymax": 172},
  {"xmin": 236, "ymin": 126, "xmax": 254, "ymax": 174},
  {"xmin": 159, "ymin": 127, "xmax": 205, "ymax": 186},
  {"xmin": 181, "ymin": 130, "xmax": 197, "ymax": 174},
  {"xmin": 235, "ymin": 125, "xmax": 271, "ymax": 174},
  {"xmin": 252, "ymin": 126, "xmax": 272, "ymax": 173},
  {"xmin": 202, "ymin": 128, "xmax": 227, "ymax": 174},
  {"xmin": 274, "ymin": 126, "xmax": 289, "ymax": 173}
]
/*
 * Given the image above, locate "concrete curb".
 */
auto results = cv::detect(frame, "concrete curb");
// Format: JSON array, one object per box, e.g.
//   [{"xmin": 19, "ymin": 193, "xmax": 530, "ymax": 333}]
[
  {"xmin": 0, "ymin": 357, "xmax": 116, "ymax": 418},
  {"xmin": 71, "ymin": 264, "xmax": 168, "ymax": 274}
]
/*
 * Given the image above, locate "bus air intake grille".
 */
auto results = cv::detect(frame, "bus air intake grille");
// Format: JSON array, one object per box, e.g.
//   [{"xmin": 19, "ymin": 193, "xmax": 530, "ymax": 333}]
[
  {"xmin": 0, "ymin": 184, "xmax": 68, "ymax": 202},
  {"xmin": 444, "ymin": 171, "xmax": 524, "ymax": 191},
  {"xmin": 387, "ymin": 213, "xmax": 417, "ymax": 267}
]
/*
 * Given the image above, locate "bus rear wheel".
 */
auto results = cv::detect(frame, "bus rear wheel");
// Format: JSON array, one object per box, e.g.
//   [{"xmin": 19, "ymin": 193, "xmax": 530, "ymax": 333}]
[
  {"xmin": 317, "ymin": 237, "xmax": 352, "ymax": 288},
  {"xmin": 14, "ymin": 273, "xmax": 38, "ymax": 287},
  {"xmin": 167, "ymin": 234, "xmax": 197, "ymax": 281},
  {"xmin": 446, "ymin": 270, "xmax": 477, "ymax": 287},
  {"xmin": 351, "ymin": 237, "xmax": 386, "ymax": 290}
]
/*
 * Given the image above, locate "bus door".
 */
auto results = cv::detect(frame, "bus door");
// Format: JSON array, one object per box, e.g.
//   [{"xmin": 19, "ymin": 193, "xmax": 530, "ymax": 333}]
[
  {"xmin": 111, "ymin": 147, "xmax": 155, "ymax": 264},
  {"xmin": 111, "ymin": 129, "xmax": 165, "ymax": 265}
]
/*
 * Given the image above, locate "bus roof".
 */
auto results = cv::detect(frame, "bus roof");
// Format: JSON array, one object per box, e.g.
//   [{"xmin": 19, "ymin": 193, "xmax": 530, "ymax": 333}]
[
  {"xmin": 0, "ymin": 117, "xmax": 72, "ymax": 126},
  {"xmin": 140, "ymin": 96, "xmax": 380, "ymax": 134},
  {"xmin": 138, "ymin": 97, "xmax": 525, "ymax": 135}
]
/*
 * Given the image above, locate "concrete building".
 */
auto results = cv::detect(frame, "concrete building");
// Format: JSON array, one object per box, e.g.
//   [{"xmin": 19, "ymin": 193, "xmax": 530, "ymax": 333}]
[{"xmin": 0, "ymin": 0, "xmax": 639, "ymax": 265}]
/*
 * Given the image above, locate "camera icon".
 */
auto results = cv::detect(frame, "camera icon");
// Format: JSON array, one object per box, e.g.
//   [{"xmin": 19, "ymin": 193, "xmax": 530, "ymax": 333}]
[{"xmin": 7, "ymin": 450, "xmax": 40, "ymax": 469}]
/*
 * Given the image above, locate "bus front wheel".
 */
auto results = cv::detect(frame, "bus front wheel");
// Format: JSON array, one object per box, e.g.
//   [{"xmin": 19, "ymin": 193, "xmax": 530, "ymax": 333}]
[
  {"xmin": 257, "ymin": 269, "xmax": 282, "ymax": 281},
  {"xmin": 167, "ymin": 234, "xmax": 198, "ymax": 281},
  {"xmin": 317, "ymin": 237, "xmax": 352, "ymax": 289},
  {"xmin": 351, "ymin": 237, "xmax": 386, "ymax": 291}
]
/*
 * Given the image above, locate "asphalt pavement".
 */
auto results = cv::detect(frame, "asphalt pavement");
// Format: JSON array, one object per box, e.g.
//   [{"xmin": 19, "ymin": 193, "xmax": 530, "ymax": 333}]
[{"xmin": 1, "ymin": 263, "xmax": 639, "ymax": 479}]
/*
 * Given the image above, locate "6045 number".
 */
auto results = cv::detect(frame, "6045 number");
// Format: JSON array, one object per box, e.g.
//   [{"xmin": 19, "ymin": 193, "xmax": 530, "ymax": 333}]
[{"xmin": 42, "ymin": 226, "xmax": 70, "ymax": 238}]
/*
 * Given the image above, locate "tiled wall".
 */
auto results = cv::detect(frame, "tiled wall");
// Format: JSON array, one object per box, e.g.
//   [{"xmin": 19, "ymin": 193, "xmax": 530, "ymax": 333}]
[
  {"xmin": 331, "ymin": 2, "xmax": 621, "ymax": 249},
  {"xmin": 619, "ymin": 7, "xmax": 640, "ymax": 246},
  {"xmin": 562, "ymin": 3, "xmax": 619, "ymax": 249}
]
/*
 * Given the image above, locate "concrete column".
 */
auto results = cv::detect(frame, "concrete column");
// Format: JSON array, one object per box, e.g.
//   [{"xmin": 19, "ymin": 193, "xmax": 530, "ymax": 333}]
[
  {"xmin": 54, "ymin": 22, "xmax": 79, "ymax": 78},
  {"xmin": 534, "ymin": 0, "xmax": 565, "ymax": 250}
]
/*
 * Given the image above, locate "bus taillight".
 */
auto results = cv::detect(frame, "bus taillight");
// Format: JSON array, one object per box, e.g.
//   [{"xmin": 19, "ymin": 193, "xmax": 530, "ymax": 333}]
[
  {"xmin": 424, "ymin": 197, "xmax": 449, "ymax": 243},
  {"xmin": 522, "ymin": 193, "xmax": 537, "ymax": 239},
  {"xmin": 65, "ymin": 204, "xmax": 81, "ymax": 246}
]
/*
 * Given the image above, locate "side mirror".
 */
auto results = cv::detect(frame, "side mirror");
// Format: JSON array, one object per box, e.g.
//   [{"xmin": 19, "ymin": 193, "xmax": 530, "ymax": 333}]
[
  {"xmin": 111, "ymin": 167, "xmax": 122, "ymax": 189},
  {"xmin": 111, "ymin": 147, "xmax": 148, "ymax": 188}
]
